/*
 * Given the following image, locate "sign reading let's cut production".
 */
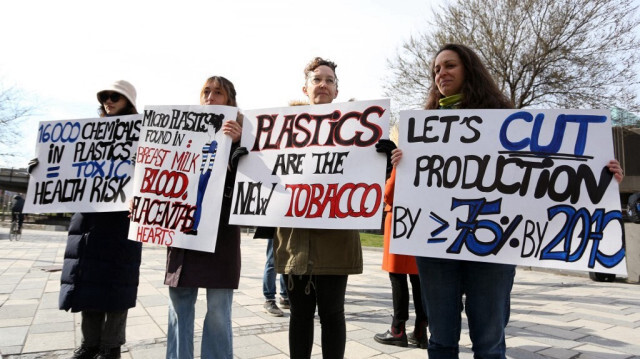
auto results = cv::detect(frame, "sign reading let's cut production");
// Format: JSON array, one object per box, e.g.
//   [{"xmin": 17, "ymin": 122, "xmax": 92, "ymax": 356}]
[{"xmin": 391, "ymin": 109, "xmax": 626, "ymax": 275}]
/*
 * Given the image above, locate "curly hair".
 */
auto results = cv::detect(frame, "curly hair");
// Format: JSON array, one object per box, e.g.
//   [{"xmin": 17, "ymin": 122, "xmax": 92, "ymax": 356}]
[
  {"xmin": 425, "ymin": 44, "xmax": 513, "ymax": 110},
  {"xmin": 303, "ymin": 57, "xmax": 338, "ymax": 82}
]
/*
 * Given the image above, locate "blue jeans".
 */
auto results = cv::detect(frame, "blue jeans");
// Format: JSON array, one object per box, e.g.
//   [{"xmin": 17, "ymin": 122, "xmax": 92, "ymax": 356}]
[
  {"xmin": 416, "ymin": 257, "xmax": 515, "ymax": 359},
  {"xmin": 166, "ymin": 287, "xmax": 233, "ymax": 359},
  {"xmin": 263, "ymin": 238, "xmax": 287, "ymax": 300}
]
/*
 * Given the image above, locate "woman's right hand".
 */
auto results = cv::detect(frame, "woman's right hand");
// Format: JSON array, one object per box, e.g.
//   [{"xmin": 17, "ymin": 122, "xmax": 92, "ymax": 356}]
[
  {"xmin": 223, "ymin": 120, "xmax": 242, "ymax": 143},
  {"xmin": 390, "ymin": 148, "xmax": 403, "ymax": 167}
]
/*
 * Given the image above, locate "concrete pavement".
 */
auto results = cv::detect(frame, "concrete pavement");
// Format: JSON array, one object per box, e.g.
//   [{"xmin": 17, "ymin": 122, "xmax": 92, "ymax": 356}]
[{"xmin": 0, "ymin": 228, "xmax": 639, "ymax": 359}]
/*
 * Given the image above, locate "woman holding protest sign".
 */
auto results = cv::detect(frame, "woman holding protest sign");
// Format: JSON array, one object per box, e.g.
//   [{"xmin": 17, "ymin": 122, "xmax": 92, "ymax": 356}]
[
  {"xmin": 59, "ymin": 80, "xmax": 142, "ymax": 359},
  {"xmin": 164, "ymin": 75, "xmax": 243, "ymax": 359},
  {"xmin": 373, "ymin": 161, "xmax": 428, "ymax": 349},
  {"xmin": 390, "ymin": 43, "xmax": 624, "ymax": 359},
  {"xmin": 271, "ymin": 57, "xmax": 363, "ymax": 359}
]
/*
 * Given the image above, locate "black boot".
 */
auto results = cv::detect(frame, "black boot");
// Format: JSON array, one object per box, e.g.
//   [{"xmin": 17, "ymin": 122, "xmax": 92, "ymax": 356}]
[
  {"xmin": 71, "ymin": 345, "xmax": 99, "ymax": 359},
  {"xmin": 95, "ymin": 346, "xmax": 121, "ymax": 359},
  {"xmin": 374, "ymin": 321, "xmax": 408, "ymax": 347},
  {"xmin": 408, "ymin": 319, "xmax": 428, "ymax": 349}
]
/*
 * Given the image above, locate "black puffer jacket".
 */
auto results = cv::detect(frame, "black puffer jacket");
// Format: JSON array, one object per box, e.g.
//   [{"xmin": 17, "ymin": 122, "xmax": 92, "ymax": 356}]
[{"xmin": 59, "ymin": 211, "xmax": 142, "ymax": 312}]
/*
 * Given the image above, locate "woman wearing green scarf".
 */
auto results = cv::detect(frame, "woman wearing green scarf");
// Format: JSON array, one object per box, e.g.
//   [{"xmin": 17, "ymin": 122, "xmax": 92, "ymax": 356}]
[{"xmin": 390, "ymin": 44, "xmax": 624, "ymax": 359}]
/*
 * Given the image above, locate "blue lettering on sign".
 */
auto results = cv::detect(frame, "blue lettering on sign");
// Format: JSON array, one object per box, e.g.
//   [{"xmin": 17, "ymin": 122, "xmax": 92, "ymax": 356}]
[
  {"xmin": 541, "ymin": 205, "xmax": 625, "ymax": 268},
  {"xmin": 448, "ymin": 197, "xmax": 522, "ymax": 256},
  {"xmin": 499, "ymin": 112, "xmax": 606, "ymax": 156},
  {"xmin": 38, "ymin": 122, "xmax": 81, "ymax": 143},
  {"xmin": 71, "ymin": 159, "xmax": 131, "ymax": 179}
]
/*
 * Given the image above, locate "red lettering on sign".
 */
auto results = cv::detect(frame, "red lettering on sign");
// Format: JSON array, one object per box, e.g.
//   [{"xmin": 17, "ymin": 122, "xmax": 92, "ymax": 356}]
[{"xmin": 285, "ymin": 182, "xmax": 381, "ymax": 218}]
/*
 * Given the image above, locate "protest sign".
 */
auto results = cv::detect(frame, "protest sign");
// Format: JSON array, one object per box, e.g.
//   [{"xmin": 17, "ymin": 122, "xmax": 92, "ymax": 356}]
[
  {"xmin": 229, "ymin": 99, "xmax": 390, "ymax": 229},
  {"xmin": 128, "ymin": 105, "xmax": 237, "ymax": 253},
  {"xmin": 391, "ymin": 109, "xmax": 626, "ymax": 275},
  {"xmin": 24, "ymin": 115, "xmax": 141, "ymax": 213}
]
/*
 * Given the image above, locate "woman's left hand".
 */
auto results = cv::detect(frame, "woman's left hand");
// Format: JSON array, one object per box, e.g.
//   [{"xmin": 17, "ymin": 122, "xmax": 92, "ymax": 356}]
[
  {"xmin": 223, "ymin": 120, "xmax": 242, "ymax": 143},
  {"xmin": 607, "ymin": 159, "xmax": 624, "ymax": 184},
  {"xmin": 390, "ymin": 148, "xmax": 403, "ymax": 167}
]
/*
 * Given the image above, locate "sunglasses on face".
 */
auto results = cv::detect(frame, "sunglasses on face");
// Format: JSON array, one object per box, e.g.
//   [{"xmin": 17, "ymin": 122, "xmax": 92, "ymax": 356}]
[{"xmin": 99, "ymin": 92, "xmax": 122, "ymax": 103}]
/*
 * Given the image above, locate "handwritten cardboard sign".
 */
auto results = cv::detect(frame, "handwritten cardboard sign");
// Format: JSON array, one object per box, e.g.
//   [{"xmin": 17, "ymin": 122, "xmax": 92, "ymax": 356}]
[
  {"xmin": 230, "ymin": 100, "xmax": 390, "ymax": 229},
  {"xmin": 128, "ymin": 105, "xmax": 238, "ymax": 253},
  {"xmin": 24, "ymin": 115, "xmax": 141, "ymax": 213},
  {"xmin": 391, "ymin": 109, "xmax": 626, "ymax": 275}
]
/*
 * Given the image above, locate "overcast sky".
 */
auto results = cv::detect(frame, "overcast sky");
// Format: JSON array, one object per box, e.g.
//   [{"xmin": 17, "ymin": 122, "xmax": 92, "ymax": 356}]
[{"xmin": 0, "ymin": 0, "xmax": 445, "ymax": 167}]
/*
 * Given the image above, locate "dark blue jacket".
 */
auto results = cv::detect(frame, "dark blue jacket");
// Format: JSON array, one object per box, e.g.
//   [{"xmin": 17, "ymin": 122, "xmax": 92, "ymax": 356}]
[{"xmin": 59, "ymin": 211, "xmax": 142, "ymax": 312}]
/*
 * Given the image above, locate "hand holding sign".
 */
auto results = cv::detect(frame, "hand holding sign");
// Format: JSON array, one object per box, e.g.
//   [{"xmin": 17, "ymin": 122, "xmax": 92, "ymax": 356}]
[
  {"xmin": 128, "ymin": 105, "xmax": 239, "ymax": 253},
  {"xmin": 24, "ymin": 115, "xmax": 142, "ymax": 214},
  {"xmin": 230, "ymin": 99, "xmax": 391, "ymax": 229},
  {"xmin": 391, "ymin": 109, "xmax": 625, "ymax": 275}
]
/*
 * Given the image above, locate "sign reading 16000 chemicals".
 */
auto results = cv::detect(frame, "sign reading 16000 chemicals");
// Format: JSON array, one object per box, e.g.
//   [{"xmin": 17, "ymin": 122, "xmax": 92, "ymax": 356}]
[
  {"xmin": 229, "ymin": 99, "xmax": 390, "ymax": 229},
  {"xmin": 128, "ymin": 105, "xmax": 237, "ymax": 253},
  {"xmin": 390, "ymin": 109, "xmax": 626, "ymax": 275},
  {"xmin": 24, "ymin": 115, "xmax": 142, "ymax": 213}
]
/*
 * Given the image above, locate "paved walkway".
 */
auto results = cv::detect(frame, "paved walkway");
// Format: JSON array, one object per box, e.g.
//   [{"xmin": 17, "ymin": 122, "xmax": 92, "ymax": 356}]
[{"xmin": 0, "ymin": 228, "xmax": 639, "ymax": 359}]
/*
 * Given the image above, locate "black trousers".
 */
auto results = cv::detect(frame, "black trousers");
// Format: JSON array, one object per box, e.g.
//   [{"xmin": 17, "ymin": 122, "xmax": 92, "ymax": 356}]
[
  {"xmin": 12, "ymin": 212, "xmax": 24, "ymax": 227},
  {"xmin": 284, "ymin": 274, "xmax": 348, "ymax": 359},
  {"xmin": 390, "ymin": 272, "xmax": 427, "ymax": 327},
  {"xmin": 81, "ymin": 310, "xmax": 128, "ymax": 349}
]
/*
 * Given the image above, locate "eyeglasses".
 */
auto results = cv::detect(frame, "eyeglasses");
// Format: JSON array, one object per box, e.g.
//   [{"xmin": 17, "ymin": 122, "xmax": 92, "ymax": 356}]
[
  {"xmin": 308, "ymin": 76, "xmax": 337, "ymax": 86},
  {"xmin": 99, "ymin": 92, "xmax": 122, "ymax": 103}
]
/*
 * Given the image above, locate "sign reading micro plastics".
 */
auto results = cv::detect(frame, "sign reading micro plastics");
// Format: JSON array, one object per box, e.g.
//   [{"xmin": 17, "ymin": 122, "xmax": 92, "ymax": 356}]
[
  {"xmin": 128, "ymin": 105, "xmax": 237, "ymax": 253},
  {"xmin": 24, "ymin": 115, "xmax": 141, "ymax": 213},
  {"xmin": 229, "ymin": 99, "xmax": 390, "ymax": 229},
  {"xmin": 391, "ymin": 109, "xmax": 626, "ymax": 275}
]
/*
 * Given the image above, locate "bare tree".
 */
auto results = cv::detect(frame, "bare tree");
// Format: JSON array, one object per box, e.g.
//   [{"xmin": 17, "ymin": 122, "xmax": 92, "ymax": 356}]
[
  {"xmin": 385, "ymin": 0, "xmax": 640, "ymax": 111},
  {"xmin": 0, "ymin": 81, "xmax": 32, "ymax": 149}
]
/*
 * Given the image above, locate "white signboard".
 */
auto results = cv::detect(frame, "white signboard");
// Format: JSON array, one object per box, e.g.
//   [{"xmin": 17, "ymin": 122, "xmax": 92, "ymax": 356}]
[
  {"xmin": 24, "ymin": 115, "xmax": 141, "ymax": 213},
  {"xmin": 229, "ymin": 100, "xmax": 390, "ymax": 229},
  {"xmin": 391, "ymin": 109, "xmax": 626, "ymax": 275},
  {"xmin": 128, "ymin": 105, "xmax": 237, "ymax": 253}
]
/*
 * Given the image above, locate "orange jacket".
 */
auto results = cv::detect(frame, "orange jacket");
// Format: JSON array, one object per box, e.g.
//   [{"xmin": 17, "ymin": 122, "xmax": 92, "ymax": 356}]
[{"xmin": 381, "ymin": 167, "xmax": 418, "ymax": 274}]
